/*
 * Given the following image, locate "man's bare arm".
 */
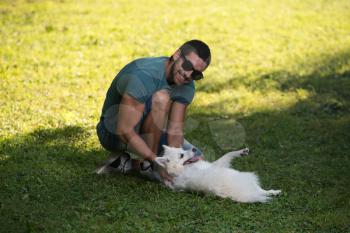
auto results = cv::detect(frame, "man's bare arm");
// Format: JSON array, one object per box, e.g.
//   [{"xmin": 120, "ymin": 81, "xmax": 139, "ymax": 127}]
[
  {"xmin": 116, "ymin": 94, "xmax": 156, "ymax": 161},
  {"xmin": 167, "ymin": 102, "xmax": 187, "ymax": 147},
  {"xmin": 167, "ymin": 101, "xmax": 204, "ymax": 159}
]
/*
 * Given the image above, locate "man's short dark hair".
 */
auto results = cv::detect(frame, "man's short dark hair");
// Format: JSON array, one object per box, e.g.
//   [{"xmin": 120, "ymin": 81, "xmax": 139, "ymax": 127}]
[{"xmin": 180, "ymin": 40, "xmax": 211, "ymax": 67}]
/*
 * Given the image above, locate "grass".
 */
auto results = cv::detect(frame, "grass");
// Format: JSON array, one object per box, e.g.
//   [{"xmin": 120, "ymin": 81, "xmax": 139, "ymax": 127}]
[{"xmin": 1, "ymin": 0, "xmax": 350, "ymax": 232}]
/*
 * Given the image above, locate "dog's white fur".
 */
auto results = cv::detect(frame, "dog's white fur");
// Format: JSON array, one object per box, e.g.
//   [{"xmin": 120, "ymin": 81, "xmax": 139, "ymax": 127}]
[{"xmin": 155, "ymin": 145, "xmax": 281, "ymax": 203}]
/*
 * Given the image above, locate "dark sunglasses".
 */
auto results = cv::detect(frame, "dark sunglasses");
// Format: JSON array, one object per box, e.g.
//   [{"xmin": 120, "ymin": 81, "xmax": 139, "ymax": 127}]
[{"xmin": 180, "ymin": 52, "xmax": 204, "ymax": 81}]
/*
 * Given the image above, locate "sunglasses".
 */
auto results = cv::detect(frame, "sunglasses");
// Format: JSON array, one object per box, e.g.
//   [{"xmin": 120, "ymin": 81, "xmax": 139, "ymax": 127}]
[{"xmin": 180, "ymin": 52, "xmax": 204, "ymax": 81}]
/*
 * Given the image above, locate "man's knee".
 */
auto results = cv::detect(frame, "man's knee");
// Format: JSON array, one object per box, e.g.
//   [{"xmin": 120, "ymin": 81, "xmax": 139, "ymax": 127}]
[{"xmin": 152, "ymin": 90, "xmax": 171, "ymax": 112}]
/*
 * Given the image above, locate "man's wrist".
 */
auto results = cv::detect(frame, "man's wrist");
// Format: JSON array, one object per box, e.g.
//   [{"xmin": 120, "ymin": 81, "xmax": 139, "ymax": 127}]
[{"xmin": 146, "ymin": 152, "xmax": 157, "ymax": 161}]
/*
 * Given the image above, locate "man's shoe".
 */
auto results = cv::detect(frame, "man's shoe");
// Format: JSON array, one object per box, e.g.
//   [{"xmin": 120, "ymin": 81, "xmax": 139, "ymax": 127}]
[
  {"xmin": 139, "ymin": 160, "xmax": 161, "ymax": 181},
  {"xmin": 94, "ymin": 153, "xmax": 132, "ymax": 175}
]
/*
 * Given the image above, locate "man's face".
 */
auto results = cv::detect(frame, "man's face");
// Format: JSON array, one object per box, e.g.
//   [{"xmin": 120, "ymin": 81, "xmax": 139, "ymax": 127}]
[{"xmin": 169, "ymin": 51, "xmax": 208, "ymax": 85}]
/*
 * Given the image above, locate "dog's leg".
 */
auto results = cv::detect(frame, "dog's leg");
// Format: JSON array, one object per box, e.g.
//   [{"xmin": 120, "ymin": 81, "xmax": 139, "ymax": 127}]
[
  {"xmin": 257, "ymin": 187, "xmax": 282, "ymax": 196},
  {"xmin": 163, "ymin": 180, "xmax": 176, "ymax": 190},
  {"xmin": 212, "ymin": 148, "xmax": 249, "ymax": 167},
  {"xmin": 265, "ymin": 189, "xmax": 281, "ymax": 196}
]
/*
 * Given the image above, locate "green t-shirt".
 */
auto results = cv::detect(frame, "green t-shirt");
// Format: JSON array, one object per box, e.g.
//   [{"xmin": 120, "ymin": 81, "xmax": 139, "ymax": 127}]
[{"xmin": 100, "ymin": 56, "xmax": 195, "ymax": 134}]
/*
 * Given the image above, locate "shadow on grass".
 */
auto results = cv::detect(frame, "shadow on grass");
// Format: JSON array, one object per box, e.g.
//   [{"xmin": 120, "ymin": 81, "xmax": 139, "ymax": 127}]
[
  {"xmin": 0, "ymin": 126, "xmax": 163, "ymax": 232},
  {"xmin": 0, "ymin": 126, "xmax": 99, "ymax": 168}
]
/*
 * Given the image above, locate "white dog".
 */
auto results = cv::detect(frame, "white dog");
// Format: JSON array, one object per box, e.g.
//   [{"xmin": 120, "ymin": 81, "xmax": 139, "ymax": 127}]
[{"xmin": 155, "ymin": 145, "xmax": 281, "ymax": 203}]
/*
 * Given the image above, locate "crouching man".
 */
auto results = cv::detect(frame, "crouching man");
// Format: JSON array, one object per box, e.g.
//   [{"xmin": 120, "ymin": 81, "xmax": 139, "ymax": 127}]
[{"xmin": 94, "ymin": 40, "xmax": 211, "ymax": 182}]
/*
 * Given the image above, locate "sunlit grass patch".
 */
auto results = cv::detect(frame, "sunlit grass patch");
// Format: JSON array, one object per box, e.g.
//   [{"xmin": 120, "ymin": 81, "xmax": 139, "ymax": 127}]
[{"xmin": 193, "ymin": 87, "xmax": 313, "ymax": 116}]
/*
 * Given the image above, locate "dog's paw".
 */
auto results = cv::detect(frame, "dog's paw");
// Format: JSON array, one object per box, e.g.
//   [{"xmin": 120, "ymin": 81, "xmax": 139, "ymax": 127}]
[
  {"xmin": 240, "ymin": 148, "xmax": 249, "ymax": 156},
  {"xmin": 164, "ymin": 180, "xmax": 175, "ymax": 190},
  {"xmin": 267, "ymin": 189, "xmax": 281, "ymax": 196}
]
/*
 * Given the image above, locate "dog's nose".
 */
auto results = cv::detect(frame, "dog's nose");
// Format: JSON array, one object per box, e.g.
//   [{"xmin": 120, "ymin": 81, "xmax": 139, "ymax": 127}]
[{"xmin": 192, "ymin": 148, "xmax": 197, "ymax": 153}]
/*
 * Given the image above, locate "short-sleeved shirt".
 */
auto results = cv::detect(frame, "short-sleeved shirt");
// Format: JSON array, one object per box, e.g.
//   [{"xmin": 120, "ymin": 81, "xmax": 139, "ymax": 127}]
[{"xmin": 100, "ymin": 56, "xmax": 195, "ymax": 134}]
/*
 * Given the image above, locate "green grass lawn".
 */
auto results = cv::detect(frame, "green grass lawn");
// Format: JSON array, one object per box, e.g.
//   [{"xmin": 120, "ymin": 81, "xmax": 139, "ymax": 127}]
[{"xmin": 1, "ymin": 0, "xmax": 350, "ymax": 232}]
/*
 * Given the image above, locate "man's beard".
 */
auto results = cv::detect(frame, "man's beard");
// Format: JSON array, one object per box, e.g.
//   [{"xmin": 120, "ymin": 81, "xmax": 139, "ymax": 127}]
[{"xmin": 166, "ymin": 61, "xmax": 176, "ymax": 85}]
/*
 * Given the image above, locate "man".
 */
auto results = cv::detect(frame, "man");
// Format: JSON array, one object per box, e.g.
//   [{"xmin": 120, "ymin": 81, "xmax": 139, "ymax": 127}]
[{"xmin": 95, "ymin": 40, "xmax": 211, "ymax": 181}]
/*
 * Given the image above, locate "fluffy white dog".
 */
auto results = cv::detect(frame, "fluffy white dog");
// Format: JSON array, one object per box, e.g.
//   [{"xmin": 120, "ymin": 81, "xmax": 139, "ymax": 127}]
[{"xmin": 155, "ymin": 145, "xmax": 281, "ymax": 203}]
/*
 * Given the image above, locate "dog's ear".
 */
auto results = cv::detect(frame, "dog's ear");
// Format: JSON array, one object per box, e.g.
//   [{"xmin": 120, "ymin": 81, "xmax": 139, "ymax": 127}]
[
  {"xmin": 155, "ymin": 157, "xmax": 168, "ymax": 168},
  {"xmin": 162, "ymin": 145, "xmax": 171, "ymax": 151}
]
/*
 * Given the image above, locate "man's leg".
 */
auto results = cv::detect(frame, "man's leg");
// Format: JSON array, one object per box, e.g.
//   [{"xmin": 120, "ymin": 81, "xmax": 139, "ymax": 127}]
[
  {"xmin": 94, "ymin": 120, "xmax": 133, "ymax": 174},
  {"xmin": 96, "ymin": 90, "xmax": 171, "ymax": 175},
  {"xmin": 130, "ymin": 90, "xmax": 171, "ymax": 180},
  {"xmin": 140, "ymin": 90, "xmax": 171, "ymax": 155}
]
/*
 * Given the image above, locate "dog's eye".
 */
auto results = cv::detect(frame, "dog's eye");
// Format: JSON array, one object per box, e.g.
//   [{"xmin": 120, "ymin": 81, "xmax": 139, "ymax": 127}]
[{"xmin": 180, "ymin": 153, "xmax": 184, "ymax": 159}]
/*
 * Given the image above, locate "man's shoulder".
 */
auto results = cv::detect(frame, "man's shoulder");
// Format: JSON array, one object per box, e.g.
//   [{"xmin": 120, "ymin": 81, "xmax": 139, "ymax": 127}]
[
  {"xmin": 169, "ymin": 82, "xmax": 195, "ymax": 105},
  {"xmin": 131, "ymin": 56, "xmax": 168, "ymax": 70},
  {"xmin": 118, "ymin": 56, "xmax": 167, "ymax": 80},
  {"xmin": 110, "ymin": 56, "xmax": 168, "ymax": 103},
  {"xmin": 171, "ymin": 81, "xmax": 195, "ymax": 91}
]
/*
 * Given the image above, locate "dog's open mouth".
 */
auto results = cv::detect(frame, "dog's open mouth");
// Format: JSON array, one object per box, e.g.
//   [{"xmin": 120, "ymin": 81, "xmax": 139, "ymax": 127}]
[{"xmin": 183, "ymin": 156, "xmax": 200, "ymax": 165}]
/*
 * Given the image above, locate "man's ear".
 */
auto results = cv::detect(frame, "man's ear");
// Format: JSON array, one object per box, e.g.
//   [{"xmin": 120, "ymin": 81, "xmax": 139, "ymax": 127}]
[{"xmin": 155, "ymin": 157, "xmax": 167, "ymax": 168}]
